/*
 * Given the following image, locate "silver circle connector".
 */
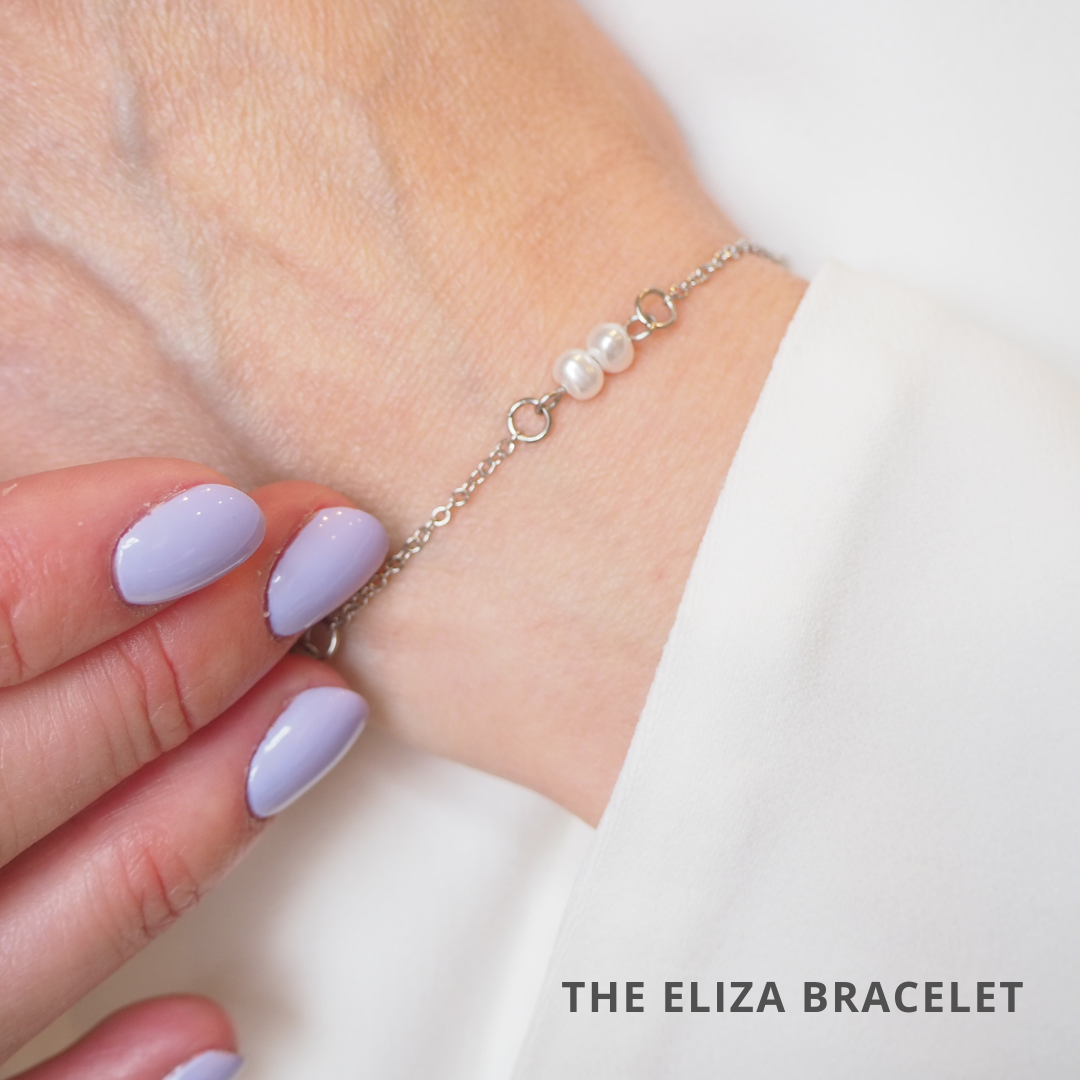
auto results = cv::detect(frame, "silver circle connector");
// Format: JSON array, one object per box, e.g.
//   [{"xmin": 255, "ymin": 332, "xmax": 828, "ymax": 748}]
[
  {"xmin": 297, "ymin": 621, "xmax": 339, "ymax": 661},
  {"xmin": 507, "ymin": 398, "xmax": 553, "ymax": 443},
  {"xmin": 635, "ymin": 287, "xmax": 678, "ymax": 332}
]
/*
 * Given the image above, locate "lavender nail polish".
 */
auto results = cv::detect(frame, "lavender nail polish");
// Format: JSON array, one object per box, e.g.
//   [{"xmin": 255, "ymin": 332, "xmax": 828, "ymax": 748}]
[
  {"xmin": 266, "ymin": 507, "xmax": 388, "ymax": 636},
  {"xmin": 247, "ymin": 686, "xmax": 368, "ymax": 818},
  {"xmin": 162, "ymin": 1050, "xmax": 244, "ymax": 1080},
  {"xmin": 114, "ymin": 485, "xmax": 265, "ymax": 605}
]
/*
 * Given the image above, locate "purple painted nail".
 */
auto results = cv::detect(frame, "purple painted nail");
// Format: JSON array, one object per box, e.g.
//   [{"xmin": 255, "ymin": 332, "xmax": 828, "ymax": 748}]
[
  {"xmin": 265, "ymin": 507, "xmax": 388, "ymax": 637},
  {"xmin": 162, "ymin": 1050, "xmax": 244, "ymax": 1080},
  {"xmin": 114, "ymin": 485, "xmax": 265, "ymax": 605},
  {"xmin": 246, "ymin": 686, "xmax": 368, "ymax": 818}
]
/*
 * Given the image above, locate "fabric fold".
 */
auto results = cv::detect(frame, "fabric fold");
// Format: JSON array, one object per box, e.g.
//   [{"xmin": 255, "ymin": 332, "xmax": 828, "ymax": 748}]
[{"xmin": 514, "ymin": 262, "xmax": 1080, "ymax": 1078}]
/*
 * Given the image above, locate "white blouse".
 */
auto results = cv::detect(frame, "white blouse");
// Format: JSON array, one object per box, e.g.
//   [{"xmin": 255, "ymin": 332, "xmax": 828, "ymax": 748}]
[
  {"xmin": 19, "ymin": 262, "xmax": 1080, "ymax": 1078},
  {"xmin": 516, "ymin": 261, "xmax": 1080, "ymax": 1077}
]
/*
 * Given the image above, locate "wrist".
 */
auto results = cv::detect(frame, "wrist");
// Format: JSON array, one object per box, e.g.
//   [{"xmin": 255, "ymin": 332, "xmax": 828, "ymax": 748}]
[
  {"xmin": 1, "ymin": 0, "xmax": 806, "ymax": 822},
  {"xmin": 332, "ymin": 230, "xmax": 804, "ymax": 823}
]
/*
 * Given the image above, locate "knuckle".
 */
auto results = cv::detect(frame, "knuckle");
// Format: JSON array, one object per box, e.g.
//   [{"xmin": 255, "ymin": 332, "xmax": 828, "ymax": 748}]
[
  {"xmin": 0, "ymin": 534, "xmax": 31, "ymax": 687},
  {"xmin": 0, "ymin": 591, "xmax": 27, "ymax": 689},
  {"xmin": 89, "ymin": 625, "xmax": 199, "ymax": 778},
  {"xmin": 100, "ymin": 827, "xmax": 205, "ymax": 958}
]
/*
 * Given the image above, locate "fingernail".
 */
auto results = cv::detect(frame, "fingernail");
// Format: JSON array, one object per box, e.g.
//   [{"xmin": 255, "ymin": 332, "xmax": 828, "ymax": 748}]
[
  {"xmin": 162, "ymin": 1050, "xmax": 244, "ymax": 1080},
  {"xmin": 266, "ymin": 507, "xmax": 388, "ymax": 636},
  {"xmin": 246, "ymin": 686, "xmax": 368, "ymax": 818},
  {"xmin": 114, "ymin": 485, "xmax": 266, "ymax": 605}
]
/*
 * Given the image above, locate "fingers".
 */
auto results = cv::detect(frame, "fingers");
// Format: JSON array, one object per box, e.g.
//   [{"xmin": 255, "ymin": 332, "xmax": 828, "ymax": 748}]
[
  {"xmin": 0, "ymin": 459, "xmax": 379, "ymax": 1057},
  {"xmin": 0, "ymin": 459, "xmax": 264, "ymax": 689},
  {"xmin": 9, "ymin": 996, "xmax": 239, "ymax": 1080},
  {"xmin": 0, "ymin": 478, "xmax": 386, "ymax": 867},
  {"xmin": 0, "ymin": 656, "xmax": 365, "ymax": 1057}
]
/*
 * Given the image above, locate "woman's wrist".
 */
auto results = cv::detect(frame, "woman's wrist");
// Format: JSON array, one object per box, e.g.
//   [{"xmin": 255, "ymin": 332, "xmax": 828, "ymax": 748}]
[
  {"xmin": 1, "ymin": 0, "xmax": 806, "ymax": 822},
  {"xmin": 335, "ymin": 246, "xmax": 804, "ymax": 823}
]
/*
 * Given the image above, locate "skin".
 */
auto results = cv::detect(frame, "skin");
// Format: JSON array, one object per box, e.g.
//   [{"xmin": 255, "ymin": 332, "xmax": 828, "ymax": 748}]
[
  {"xmin": 0, "ymin": 0, "xmax": 806, "ymax": 1071},
  {"xmin": 0, "ymin": 460, "xmax": 360, "ymax": 1064}
]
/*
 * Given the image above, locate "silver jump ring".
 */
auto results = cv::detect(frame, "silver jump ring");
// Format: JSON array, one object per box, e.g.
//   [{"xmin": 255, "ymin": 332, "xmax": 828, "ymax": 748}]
[
  {"xmin": 298, "ymin": 622, "xmax": 339, "ymax": 661},
  {"xmin": 635, "ymin": 287, "xmax": 678, "ymax": 332},
  {"xmin": 507, "ymin": 398, "xmax": 552, "ymax": 443}
]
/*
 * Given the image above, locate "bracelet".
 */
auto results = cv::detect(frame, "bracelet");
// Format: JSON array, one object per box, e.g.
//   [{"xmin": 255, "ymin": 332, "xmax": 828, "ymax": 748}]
[{"xmin": 300, "ymin": 238, "xmax": 776, "ymax": 660}]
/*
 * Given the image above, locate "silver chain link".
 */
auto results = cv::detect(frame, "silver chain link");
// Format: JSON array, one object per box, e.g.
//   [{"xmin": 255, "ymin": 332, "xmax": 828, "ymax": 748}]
[{"xmin": 299, "ymin": 238, "xmax": 775, "ymax": 659}]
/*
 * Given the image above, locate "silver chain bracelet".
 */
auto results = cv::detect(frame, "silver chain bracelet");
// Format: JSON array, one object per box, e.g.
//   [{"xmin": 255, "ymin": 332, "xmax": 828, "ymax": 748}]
[{"xmin": 300, "ymin": 238, "xmax": 776, "ymax": 660}]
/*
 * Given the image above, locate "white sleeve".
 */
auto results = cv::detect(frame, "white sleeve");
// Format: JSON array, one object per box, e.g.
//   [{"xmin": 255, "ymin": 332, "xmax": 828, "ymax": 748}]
[{"xmin": 514, "ymin": 262, "xmax": 1080, "ymax": 1078}]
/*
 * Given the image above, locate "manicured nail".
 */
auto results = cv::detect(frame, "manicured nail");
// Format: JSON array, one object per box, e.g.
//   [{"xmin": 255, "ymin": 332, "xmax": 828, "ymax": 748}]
[
  {"xmin": 114, "ymin": 485, "xmax": 265, "ymax": 605},
  {"xmin": 162, "ymin": 1050, "xmax": 244, "ymax": 1080},
  {"xmin": 266, "ymin": 507, "xmax": 388, "ymax": 636},
  {"xmin": 246, "ymin": 686, "xmax": 368, "ymax": 818}
]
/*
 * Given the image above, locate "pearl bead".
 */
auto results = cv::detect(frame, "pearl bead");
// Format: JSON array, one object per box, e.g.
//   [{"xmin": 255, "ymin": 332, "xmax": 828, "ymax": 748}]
[
  {"xmin": 586, "ymin": 321, "xmax": 635, "ymax": 374},
  {"xmin": 554, "ymin": 348, "xmax": 605, "ymax": 400}
]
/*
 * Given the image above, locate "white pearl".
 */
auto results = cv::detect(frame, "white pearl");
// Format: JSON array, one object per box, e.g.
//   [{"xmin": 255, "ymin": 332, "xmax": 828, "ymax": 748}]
[
  {"xmin": 586, "ymin": 321, "xmax": 634, "ymax": 374},
  {"xmin": 554, "ymin": 348, "xmax": 605, "ymax": 400}
]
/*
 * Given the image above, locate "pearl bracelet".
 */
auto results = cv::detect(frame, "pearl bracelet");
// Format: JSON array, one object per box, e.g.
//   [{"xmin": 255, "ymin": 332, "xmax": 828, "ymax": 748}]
[{"xmin": 300, "ymin": 238, "xmax": 775, "ymax": 660}]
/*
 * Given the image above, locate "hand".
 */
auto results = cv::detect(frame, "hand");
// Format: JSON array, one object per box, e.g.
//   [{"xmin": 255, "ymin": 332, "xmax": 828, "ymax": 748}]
[
  {"xmin": 0, "ymin": 1, "xmax": 805, "ymax": 822},
  {"xmin": 0, "ymin": 458, "xmax": 383, "ymax": 1071}
]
